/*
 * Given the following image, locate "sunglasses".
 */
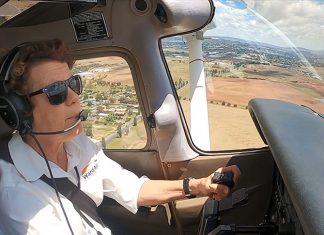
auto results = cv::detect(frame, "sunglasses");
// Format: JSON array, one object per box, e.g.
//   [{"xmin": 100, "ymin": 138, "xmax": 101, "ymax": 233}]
[{"xmin": 29, "ymin": 74, "xmax": 83, "ymax": 105}]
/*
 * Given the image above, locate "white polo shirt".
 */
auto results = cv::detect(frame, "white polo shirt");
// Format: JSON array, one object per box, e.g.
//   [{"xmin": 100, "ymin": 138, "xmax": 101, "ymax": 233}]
[{"xmin": 0, "ymin": 132, "xmax": 148, "ymax": 235}]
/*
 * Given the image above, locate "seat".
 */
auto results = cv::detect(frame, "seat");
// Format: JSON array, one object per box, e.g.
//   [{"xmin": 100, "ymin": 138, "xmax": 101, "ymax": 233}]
[{"xmin": 0, "ymin": 116, "xmax": 14, "ymax": 139}]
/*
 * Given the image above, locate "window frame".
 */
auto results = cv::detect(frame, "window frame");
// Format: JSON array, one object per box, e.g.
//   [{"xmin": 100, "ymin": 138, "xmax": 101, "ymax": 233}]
[{"xmin": 158, "ymin": 35, "xmax": 269, "ymax": 154}]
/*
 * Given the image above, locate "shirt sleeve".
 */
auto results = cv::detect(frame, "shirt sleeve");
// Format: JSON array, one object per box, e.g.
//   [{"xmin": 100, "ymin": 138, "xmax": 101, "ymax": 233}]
[{"xmin": 97, "ymin": 150, "xmax": 149, "ymax": 214}]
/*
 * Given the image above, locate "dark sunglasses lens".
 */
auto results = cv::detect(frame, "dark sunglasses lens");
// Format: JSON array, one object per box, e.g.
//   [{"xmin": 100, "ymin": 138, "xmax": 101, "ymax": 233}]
[
  {"xmin": 69, "ymin": 75, "xmax": 82, "ymax": 95},
  {"xmin": 41, "ymin": 75, "xmax": 81, "ymax": 105},
  {"xmin": 48, "ymin": 92, "xmax": 67, "ymax": 105},
  {"xmin": 45, "ymin": 82, "xmax": 67, "ymax": 105}
]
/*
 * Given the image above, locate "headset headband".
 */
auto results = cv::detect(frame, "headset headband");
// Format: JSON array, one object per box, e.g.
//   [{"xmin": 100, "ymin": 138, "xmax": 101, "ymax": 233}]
[
  {"xmin": 0, "ymin": 43, "xmax": 33, "ymax": 135},
  {"xmin": 0, "ymin": 46, "xmax": 21, "ymax": 90}
]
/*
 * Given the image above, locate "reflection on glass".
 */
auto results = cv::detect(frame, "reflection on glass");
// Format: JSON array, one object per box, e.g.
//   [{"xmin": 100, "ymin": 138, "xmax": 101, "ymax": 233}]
[
  {"xmin": 162, "ymin": 0, "xmax": 324, "ymax": 151},
  {"xmin": 206, "ymin": 0, "xmax": 324, "ymax": 113}
]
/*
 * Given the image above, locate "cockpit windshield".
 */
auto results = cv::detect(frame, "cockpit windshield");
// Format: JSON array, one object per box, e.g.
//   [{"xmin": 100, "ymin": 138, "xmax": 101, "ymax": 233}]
[
  {"xmin": 161, "ymin": 0, "xmax": 324, "ymax": 151},
  {"xmin": 205, "ymin": 0, "xmax": 324, "ymax": 112}
]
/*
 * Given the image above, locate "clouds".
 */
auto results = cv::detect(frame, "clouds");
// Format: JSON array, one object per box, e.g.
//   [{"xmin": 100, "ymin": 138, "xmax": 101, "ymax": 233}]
[
  {"xmin": 248, "ymin": 0, "xmax": 323, "ymax": 23},
  {"xmin": 208, "ymin": 0, "xmax": 324, "ymax": 50}
]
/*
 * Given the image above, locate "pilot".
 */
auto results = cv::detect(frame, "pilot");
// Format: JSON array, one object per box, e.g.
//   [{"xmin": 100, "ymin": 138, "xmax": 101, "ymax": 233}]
[{"xmin": 0, "ymin": 39, "xmax": 240, "ymax": 234}]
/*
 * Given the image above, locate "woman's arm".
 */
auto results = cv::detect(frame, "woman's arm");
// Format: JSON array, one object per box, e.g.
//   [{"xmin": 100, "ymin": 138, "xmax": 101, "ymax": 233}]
[{"xmin": 137, "ymin": 165, "xmax": 241, "ymax": 206}]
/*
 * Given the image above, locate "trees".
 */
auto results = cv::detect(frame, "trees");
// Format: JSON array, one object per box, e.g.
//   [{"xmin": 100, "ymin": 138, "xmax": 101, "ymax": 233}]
[
  {"xmin": 117, "ymin": 124, "xmax": 122, "ymax": 138},
  {"xmin": 101, "ymin": 137, "xmax": 106, "ymax": 149},
  {"xmin": 82, "ymin": 93, "xmax": 89, "ymax": 100},
  {"xmin": 105, "ymin": 113, "xmax": 115, "ymax": 123},
  {"xmin": 85, "ymin": 123, "xmax": 93, "ymax": 137}
]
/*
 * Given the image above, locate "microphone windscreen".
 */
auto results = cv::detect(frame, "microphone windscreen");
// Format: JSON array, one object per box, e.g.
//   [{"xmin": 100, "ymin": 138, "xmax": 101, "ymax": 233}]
[{"xmin": 79, "ymin": 110, "xmax": 88, "ymax": 121}]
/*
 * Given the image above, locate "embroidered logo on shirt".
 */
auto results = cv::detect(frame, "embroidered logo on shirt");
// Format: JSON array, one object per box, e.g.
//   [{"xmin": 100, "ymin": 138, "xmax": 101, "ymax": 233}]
[{"xmin": 81, "ymin": 159, "xmax": 98, "ymax": 180}]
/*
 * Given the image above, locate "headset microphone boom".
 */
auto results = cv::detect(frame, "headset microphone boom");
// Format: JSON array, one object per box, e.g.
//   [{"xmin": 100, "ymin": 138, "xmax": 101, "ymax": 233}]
[{"xmin": 31, "ymin": 110, "xmax": 88, "ymax": 135}]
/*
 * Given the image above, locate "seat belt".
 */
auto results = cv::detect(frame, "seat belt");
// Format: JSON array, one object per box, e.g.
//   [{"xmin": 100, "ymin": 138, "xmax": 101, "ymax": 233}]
[
  {"xmin": 0, "ymin": 139, "xmax": 105, "ymax": 228},
  {"xmin": 40, "ymin": 175, "xmax": 105, "ymax": 227}
]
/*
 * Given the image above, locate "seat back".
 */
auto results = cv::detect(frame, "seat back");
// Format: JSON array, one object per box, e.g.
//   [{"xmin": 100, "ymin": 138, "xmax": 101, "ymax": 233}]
[{"xmin": 0, "ymin": 116, "xmax": 13, "ymax": 139}]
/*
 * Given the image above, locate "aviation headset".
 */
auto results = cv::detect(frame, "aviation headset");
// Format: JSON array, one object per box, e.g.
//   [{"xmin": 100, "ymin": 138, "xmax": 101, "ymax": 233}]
[{"xmin": 0, "ymin": 45, "xmax": 33, "ymax": 135}]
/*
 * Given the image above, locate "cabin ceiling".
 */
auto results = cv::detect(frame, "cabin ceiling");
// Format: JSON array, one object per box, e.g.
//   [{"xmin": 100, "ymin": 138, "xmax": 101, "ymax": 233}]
[
  {"xmin": 0, "ymin": 0, "xmax": 102, "ymax": 27},
  {"xmin": 0, "ymin": 0, "xmax": 214, "ymax": 50}
]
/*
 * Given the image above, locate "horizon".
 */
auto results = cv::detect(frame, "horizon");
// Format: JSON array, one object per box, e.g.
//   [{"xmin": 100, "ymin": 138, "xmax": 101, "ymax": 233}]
[
  {"xmin": 164, "ymin": 35, "xmax": 324, "ymax": 55},
  {"xmin": 204, "ymin": 36, "xmax": 324, "ymax": 53}
]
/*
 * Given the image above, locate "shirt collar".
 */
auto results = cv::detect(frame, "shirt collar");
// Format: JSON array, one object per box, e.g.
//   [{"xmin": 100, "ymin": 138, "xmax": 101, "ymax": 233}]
[
  {"xmin": 65, "ymin": 137, "xmax": 81, "ymax": 171},
  {"xmin": 8, "ymin": 132, "xmax": 82, "ymax": 182}
]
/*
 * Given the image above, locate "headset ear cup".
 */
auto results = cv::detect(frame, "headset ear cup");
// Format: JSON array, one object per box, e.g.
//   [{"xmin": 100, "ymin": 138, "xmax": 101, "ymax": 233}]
[
  {"xmin": 0, "ymin": 44, "xmax": 34, "ymax": 135},
  {"xmin": 0, "ymin": 92, "xmax": 33, "ymax": 135}
]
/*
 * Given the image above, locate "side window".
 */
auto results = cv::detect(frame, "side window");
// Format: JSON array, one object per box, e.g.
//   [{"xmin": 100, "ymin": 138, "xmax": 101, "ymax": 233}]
[
  {"xmin": 161, "ymin": 2, "xmax": 324, "ymax": 151},
  {"xmin": 72, "ymin": 56, "xmax": 147, "ymax": 149}
]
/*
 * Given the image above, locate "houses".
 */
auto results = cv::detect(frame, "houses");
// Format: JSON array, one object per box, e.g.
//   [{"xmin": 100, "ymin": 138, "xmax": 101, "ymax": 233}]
[{"xmin": 79, "ymin": 81, "xmax": 141, "ymax": 134}]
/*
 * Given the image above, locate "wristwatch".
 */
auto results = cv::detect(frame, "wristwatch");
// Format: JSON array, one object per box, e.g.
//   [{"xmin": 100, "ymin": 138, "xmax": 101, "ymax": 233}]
[{"xmin": 183, "ymin": 177, "xmax": 196, "ymax": 199}]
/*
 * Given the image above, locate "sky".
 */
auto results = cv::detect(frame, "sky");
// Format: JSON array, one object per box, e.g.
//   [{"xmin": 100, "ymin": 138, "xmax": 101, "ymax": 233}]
[{"xmin": 205, "ymin": 0, "xmax": 324, "ymax": 51}]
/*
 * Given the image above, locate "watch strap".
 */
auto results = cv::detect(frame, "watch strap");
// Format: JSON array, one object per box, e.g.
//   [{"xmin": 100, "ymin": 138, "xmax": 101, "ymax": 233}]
[{"xmin": 183, "ymin": 177, "xmax": 196, "ymax": 199}]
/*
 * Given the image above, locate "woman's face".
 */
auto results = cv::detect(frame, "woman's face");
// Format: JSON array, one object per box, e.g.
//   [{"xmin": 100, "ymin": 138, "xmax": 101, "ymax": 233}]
[{"xmin": 27, "ymin": 60, "xmax": 83, "ymax": 140}]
